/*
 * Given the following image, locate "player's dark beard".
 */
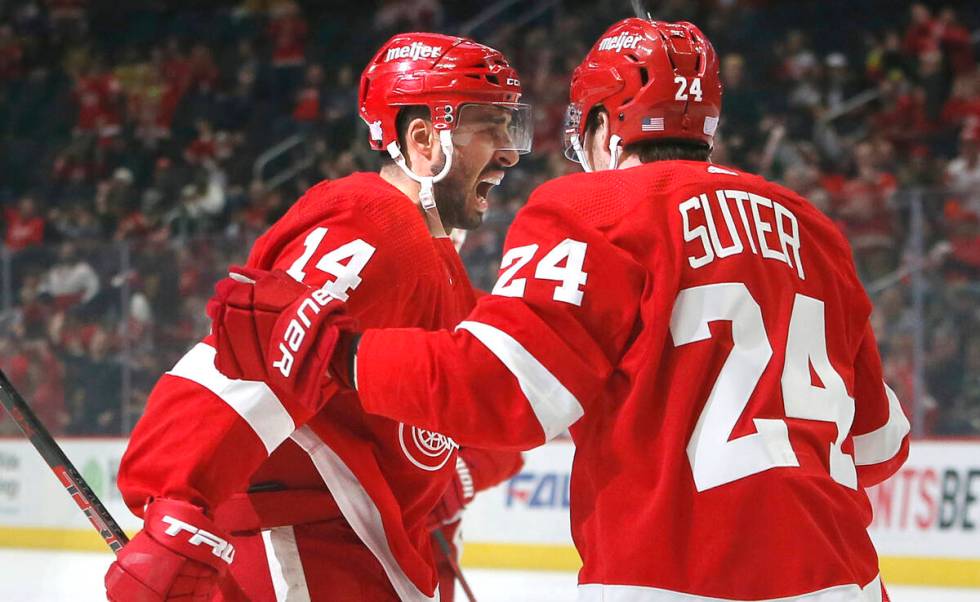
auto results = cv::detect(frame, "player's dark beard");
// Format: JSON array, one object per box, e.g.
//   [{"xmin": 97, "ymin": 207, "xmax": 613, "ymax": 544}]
[{"xmin": 430, "ymin": 156, "xmax": 483, "ymax": 231}]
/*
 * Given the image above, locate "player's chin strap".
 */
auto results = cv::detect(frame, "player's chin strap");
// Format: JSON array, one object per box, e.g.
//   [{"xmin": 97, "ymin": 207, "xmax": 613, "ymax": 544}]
[
  {"xmin": 607, "ymin": 134, "xmax": 623, "ymax": 170},
  {"xmin": 571, "ymin": 133, "xmax": 623, "ymax": 172},
  {"xmin": 570, "ymin": 132, "xmax": 591, "ymax": 172},
  {"xmin": 386, "ymin": 130, "xmax": 454, "ymax": 212}
]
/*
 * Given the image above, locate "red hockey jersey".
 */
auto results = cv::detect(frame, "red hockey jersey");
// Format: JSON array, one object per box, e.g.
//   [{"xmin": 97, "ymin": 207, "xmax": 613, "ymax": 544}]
[
  {"xmin": 354, "ymin": 161, "xmax": 911, "ymax": 601},
  {"xmin": 120, "ymin": 172, "xmax": 495, "ymax": 600}
]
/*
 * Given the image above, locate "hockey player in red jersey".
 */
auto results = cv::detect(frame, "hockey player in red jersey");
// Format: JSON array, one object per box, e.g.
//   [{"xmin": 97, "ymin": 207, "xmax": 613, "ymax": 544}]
[
  {"xmin": 106, "ymin": 33, "xmax": 528, "ymax": 602},
  {"xmin": 208, "ymin": 18, "xmax": 912, "ymax": 602}
]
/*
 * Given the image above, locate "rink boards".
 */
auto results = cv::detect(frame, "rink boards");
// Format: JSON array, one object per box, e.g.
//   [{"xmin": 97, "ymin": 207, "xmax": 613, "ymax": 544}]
[{"xmin": 0, "ymin": 438, "xmax": 977, "ymax": 587}]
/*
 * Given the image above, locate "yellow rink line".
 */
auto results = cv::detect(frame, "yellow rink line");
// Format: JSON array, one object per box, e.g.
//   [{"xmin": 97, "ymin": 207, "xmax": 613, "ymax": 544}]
[
  {"xmin": 0, "ymin": 526, "xmax": 134, "ymax": 553},
  {"xmin": 2, "ymin": 528, "xmax": 978, "ymax": 588},
  {"xmin": 461, "ymin": 543, "xmax": 980, "ymax": 588}
]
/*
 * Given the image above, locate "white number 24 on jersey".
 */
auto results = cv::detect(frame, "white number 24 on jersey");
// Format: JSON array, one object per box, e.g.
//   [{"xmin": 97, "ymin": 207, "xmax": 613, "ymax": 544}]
[
  {"xmin": 286, "ymin": 226, "xmax": 376, "ymax": 301},
  {"xmin": 492, "ymin": 239, "xmax": 588, "ymax": 306},
  {"xmin": 671, "ymin": 283, "xmax": 857, "ymax": 492}
]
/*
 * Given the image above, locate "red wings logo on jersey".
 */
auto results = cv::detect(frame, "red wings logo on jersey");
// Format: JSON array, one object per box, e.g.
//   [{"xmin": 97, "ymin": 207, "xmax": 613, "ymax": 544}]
[{"xmin": 398, "ymin": 423, "xmax": 459, "ymax": 471}]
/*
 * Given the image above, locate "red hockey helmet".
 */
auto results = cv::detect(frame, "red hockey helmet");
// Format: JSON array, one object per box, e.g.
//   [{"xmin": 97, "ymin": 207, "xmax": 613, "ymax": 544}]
[
  {"xmin": 359, "ymin": 32, "xmax": 531, "ymax": 154},
  {"xmin": 359, "ymin": 32, "xmax": 531, "ymax": 211},
  {"xmin": 563, "ymin": 18, "xmax": 722, "ymax": 170}
]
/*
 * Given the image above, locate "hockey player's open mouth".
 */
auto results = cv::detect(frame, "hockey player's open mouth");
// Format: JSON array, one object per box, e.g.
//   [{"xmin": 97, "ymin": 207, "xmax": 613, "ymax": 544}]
[{"xmin": 475, "ymin": 173, "xmax": 504, "ymax": 211}]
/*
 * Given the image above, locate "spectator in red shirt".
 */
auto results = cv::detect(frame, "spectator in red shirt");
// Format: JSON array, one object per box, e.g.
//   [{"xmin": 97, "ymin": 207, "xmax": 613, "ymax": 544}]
[
  {"xmin": 160, "ymin": 38, "xmax": 192, "ymax": 95},
  {"xmin": 269, "ymin": 1, "xmax": 307, "ymax": 68},
  {"xmin": 187, "ymin": 43, "xmax": 219, "ymax": 92},
  {"xmin": 936, "ymin": 7, "xmax": 975, "ymax": 76},
  {"xmin": 836, "ymin": 141, "xmax": 899, "ymax": 280},
  {"xmin": 4, "ymin": 196, "xmax": 45, "ymax": 251},
  {"xmin": 0, "ymin": 332, "xmax": 30, "ymax": 435},
  {"xmin": 942, "ymin": 66, "xmax": 980, "ymax": 128},
  {"xmin": 184, "ymin": 119, "xmax": 218, "ymax": 166},
  {"xmin": 154, "ymin": 74, "xmax": 184, "ymax": 136},
  {"xmin": 0, "ymin": 335, "xmax": 68, "ymax": 435},
  {"xmin": 72, "ymin": 66, "xmax": 104, "ymax": 134},
  {"xmin": 873, "ymin": 78, "xmax": 933, "ymax": 151},
  {"xmin": 72, "ymin": 59, "xmax": 124, "ymax": 137},
  {"xmin": 903, "ymin": 3, "xmax": 939, "ymax": 57},
  {"xmin": 268, "ymin": 1, "xmax": 308, "ymax": 100},
  {"xmin": 0, "ymin": 24, "xmax": 23, "ymax": 82},
  {"xmin": 23, "ymin": 339, "xmax": 68, "ymax": 433},
  {"xmin": 292, "ymin": 65, "xmax": 325, "ymax": 124}
]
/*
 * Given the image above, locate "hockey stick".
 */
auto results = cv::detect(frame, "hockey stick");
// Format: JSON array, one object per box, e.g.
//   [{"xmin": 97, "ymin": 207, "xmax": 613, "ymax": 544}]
[
  {"xmin": 433, "ymin": 529, "xmax": 479, "ymax": 602},
  {"xmin": 0, "ymin": 369, "xmax": 256, "ymax": 600},
  {"xmin": 0, "ymin": 369, "xmax": 128, "ymax": 553}
]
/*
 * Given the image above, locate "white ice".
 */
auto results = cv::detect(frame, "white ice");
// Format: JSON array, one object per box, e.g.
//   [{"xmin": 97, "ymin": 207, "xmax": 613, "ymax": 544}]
[{"xmin": 0, "ymin": 549, "xmax": 975, "ymax": 601}]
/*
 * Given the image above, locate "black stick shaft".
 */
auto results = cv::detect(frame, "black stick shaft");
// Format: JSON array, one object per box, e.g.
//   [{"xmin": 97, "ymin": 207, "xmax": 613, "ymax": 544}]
[
  {"xmin": 0, "ymin": 369, "xmax": 128, "ymax": 553},
  {"xmin": 433, "ymin": 529, "xmax": 479, "ymax": 602}
]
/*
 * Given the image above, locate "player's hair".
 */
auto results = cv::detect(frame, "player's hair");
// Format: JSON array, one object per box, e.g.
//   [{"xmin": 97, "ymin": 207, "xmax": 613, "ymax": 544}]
[
  {"xmin": 585, "ymin": 107, "xmax": 711, "ymax": 163},
  {"xmin": 626, "ymin": 139, "xmax": 712, "ymax": 163}
]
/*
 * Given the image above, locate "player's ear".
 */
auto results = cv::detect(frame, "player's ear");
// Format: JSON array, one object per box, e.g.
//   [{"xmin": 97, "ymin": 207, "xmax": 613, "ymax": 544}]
[{"xmin": 405, "ymin": 117, "xmax": 437, "ymax": 162}]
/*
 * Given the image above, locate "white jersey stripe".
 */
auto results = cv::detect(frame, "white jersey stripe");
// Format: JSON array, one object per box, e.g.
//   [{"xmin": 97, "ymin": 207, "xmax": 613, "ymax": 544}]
[
  {"xmin": 262, "ymin": 526, "xmax": 312, "ymax": 602},
  {"xmin": 290, "ymin": 426, "xmax": 439, "ymax": 602},
  {"xmin": 168, "ymin": 343, "xmax": 295, "ymax": 455},
  {"xmin": 456, "ymin": 320, "xmax": 585, "ymax": 440},
  {"xmin": 579, "ymin": 575, "xmax": 881, "ymax": 602},
  {"xmin": 852, "ymin": 381, "xmax": 910, "ymax": 467}
]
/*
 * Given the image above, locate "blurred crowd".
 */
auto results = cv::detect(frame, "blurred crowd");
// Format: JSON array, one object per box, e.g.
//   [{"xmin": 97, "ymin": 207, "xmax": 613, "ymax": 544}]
[{"xmin": 0, "ymin": 0, "xmax": 978, "ymax": 437}]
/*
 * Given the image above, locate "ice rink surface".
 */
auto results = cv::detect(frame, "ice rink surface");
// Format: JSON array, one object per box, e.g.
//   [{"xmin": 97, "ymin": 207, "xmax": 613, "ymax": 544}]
[{"xmin": 1, "ymin": 549, "xmax": 976, "ymax": 602}]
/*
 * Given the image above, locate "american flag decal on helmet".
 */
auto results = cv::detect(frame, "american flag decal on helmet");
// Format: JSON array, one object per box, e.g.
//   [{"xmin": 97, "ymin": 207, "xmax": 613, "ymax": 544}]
[
  {"xmin": 704, "ymin": 116, "xmax": 719, "ymax": 136},
  {"xmin": 641, "ymin": 117, "xmax": 665, "ymax": 132}
]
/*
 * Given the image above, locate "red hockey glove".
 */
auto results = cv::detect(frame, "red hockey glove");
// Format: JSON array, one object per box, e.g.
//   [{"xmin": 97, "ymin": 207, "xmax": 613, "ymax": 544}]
[
  {"xmin": 105, "ymin": 499, "xmax": 234, "ymax": 601},
  {"xmin": 206, "ymin": 266, "xmax": 357, "ymax": 407},
  {"xmin": 428, "ymin": 455, "xmax": 476, "ymax": 529}
]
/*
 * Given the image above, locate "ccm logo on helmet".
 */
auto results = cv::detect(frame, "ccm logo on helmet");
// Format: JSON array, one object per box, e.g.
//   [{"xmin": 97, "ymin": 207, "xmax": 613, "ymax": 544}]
[
  {"xmin": 598, "ymin": 32, "xmax": 643, "ymax": 53},
  {"xmin": 385, "ymin": 42, "xmax": 443, "ymax": 62},
  {"xmin": 161, "ymin": 515, "xmax": 235, "ymax": 564},
  {"xmin": 272, "ymin": 287, "xmax": 338, "ymax": 378}
]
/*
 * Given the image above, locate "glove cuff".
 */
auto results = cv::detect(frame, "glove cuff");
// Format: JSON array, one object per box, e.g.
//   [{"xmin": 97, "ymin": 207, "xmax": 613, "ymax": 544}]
[
  {"xmin": 144, "ymin": 498, "xmax": 235, "ymax": 571},
  {"xmin": 329, "ymin": 331, "xmax": 361, "ymax": 390}
]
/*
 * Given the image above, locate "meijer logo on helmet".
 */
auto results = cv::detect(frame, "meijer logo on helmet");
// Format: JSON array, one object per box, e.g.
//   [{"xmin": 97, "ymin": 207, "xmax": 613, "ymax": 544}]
[
  {"xmin": 385, "ymin": 42, "xmax": 443, "ymax": 62},
  {"xmin": 598, "ymin": 32, "xmax": 643, "ymax": 53}
]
